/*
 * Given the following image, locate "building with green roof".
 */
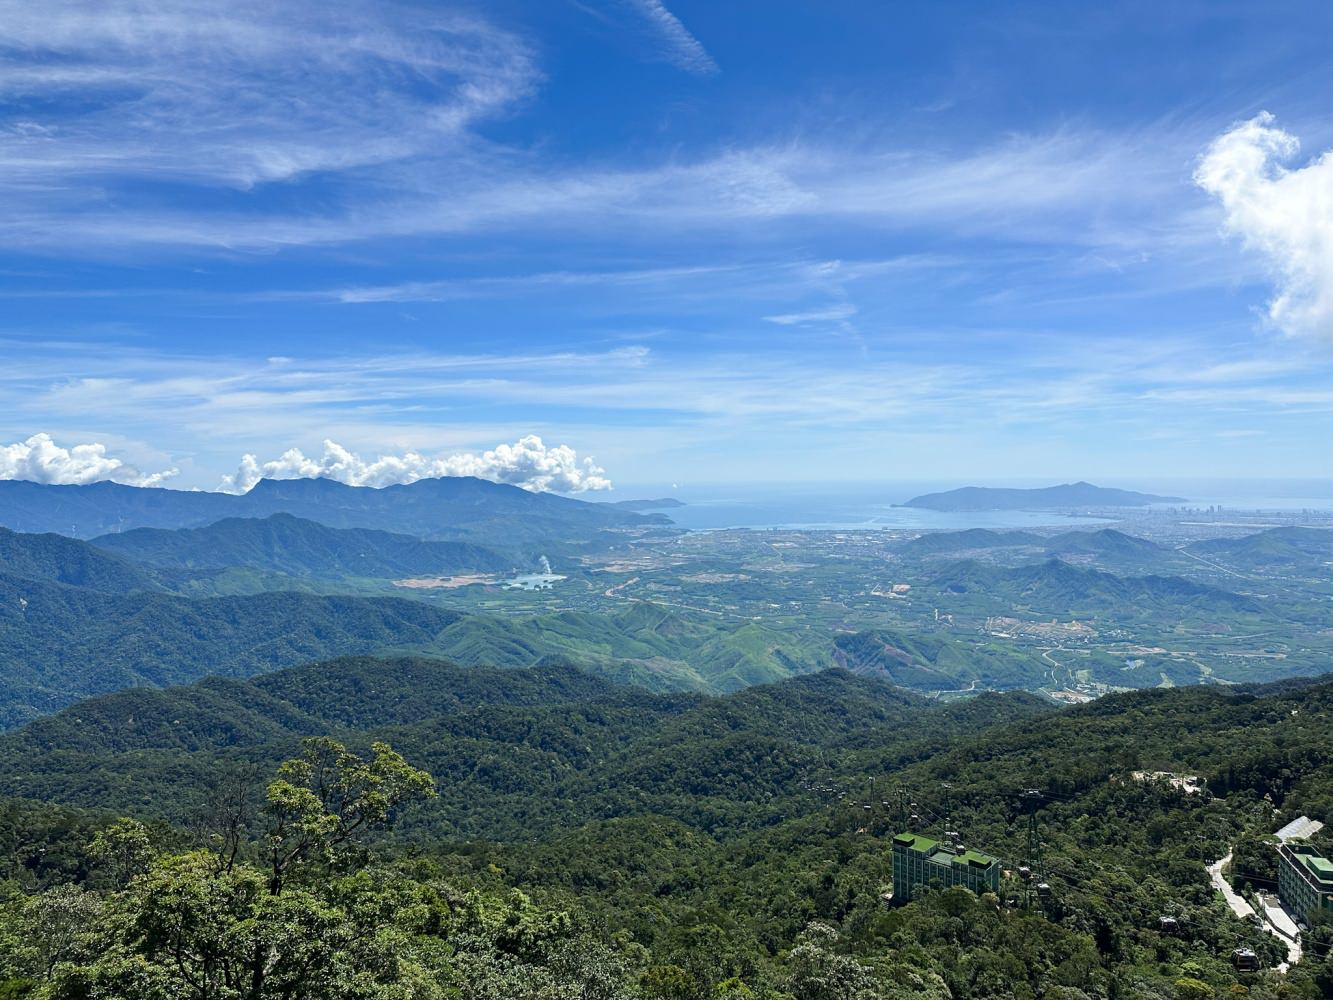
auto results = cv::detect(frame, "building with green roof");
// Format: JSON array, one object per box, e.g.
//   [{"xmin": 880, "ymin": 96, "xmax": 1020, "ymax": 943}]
[
  {"xmin": 890, "ymin": 832, "xmax": 1001, "ymax": 905},
  {"xmin": 1277, "ymin": 843, "xmax": 1333, "ymax": 921}
]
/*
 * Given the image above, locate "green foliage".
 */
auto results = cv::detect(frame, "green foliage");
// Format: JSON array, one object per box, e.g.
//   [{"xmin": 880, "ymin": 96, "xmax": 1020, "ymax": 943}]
[
  {"xmin": 1, "ymin": 658, "xmax": 1332, "ymax": 997},
  {"xmin": 0, "ymin": 529, "xmax": 156, "ymax": 592},
  {"xmin": 0, "ymin": 742, "xmax": 606, "ymax": 999},
  {"xmin": 0, "ymin": 577, "xmax": 462, "ymax": 728},
  {"xmin": 832, "ymin": 628, "xmax": 1045, "ymax": 690},
  {"xmin": 92, "ymin": 513, "xmax": 511, "ymax": 578}
]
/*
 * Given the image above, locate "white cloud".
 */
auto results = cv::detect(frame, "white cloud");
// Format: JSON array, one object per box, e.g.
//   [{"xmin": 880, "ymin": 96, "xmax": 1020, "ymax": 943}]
[
  {"xmin": 1195, "ymin": 112, "xmax": 1333, "ymax": 340},
  {"xmin": 628, "ymin": 0, "xmax": 718, "ymax": 76},
  {"xmin": 220, "ymin": 435, "xmax": 612, "ymax": 494},
  {"xmin": 0, "ymin": 0, "xmax": 534, "ymax": 224},
  {"xmin": 763, "ymin": 304, "xmax": 857, "ymax": 326},
  {"xmin": 0, "ymin": 433, "xmax": 177, "ymax": 486},
  {"xmin": 0, "ymin": 0, "xmax": 1192, "ymax": 260}
]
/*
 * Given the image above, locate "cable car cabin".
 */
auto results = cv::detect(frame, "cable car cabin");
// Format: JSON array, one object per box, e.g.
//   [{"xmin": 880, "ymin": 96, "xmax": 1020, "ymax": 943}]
[
  {"xmin": 1158, "ymin": 916, "xmax": 1178, "ymax": 934},
  {"xmin": 1231, "ymin": 948, "xmax": 1261, "ymax": 972},
  {"xmin": 1018, "ymin": 866, "xmax": 1032, "ymax": 881},
  {"xmin": 1036, "ymin": 882, "xmax": 1052, "ymax": 899}
]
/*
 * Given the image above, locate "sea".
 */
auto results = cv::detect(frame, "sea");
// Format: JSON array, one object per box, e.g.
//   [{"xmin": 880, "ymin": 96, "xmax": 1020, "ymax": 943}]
[{"xmin": 598, "ymin": 479, "xmax": 1333, "ymax": 532}]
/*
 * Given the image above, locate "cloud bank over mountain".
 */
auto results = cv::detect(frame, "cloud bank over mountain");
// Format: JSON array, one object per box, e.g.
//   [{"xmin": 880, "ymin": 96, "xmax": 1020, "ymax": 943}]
[
  {"xmin": 0, "ymin": 434, "xmax": 177, "ymax": 487},
  {"xmin": 221, "ymin": 436, "xmax": 612, "ymax": 493},
  {"xmin": 1196, "ymin": 112, "xmax": 1333, "ymax": 342},
  {"xmin": 0, "ymin": 434, "xmax": 611, "ymax": 494}
]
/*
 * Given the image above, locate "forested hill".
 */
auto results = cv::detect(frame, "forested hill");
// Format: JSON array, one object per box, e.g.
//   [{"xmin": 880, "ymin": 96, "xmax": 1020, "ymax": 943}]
[
  {"xmin": 0, "ymin": 576, "xmax": 462, "ymax": 728},
  {"xmin": 1, "ymin": 658, "xmax": 628, "ymax": 756},
  {"xmin": 1187, "ymin": 525, "xmax": 1333, "ymax": 571},
  {"xmin": 0, "ymin": 660, "xmax": 1047, "ymax": 838},
  {"xmin": 92, "ymin": 512, "xmax": 512, "ymax": 576},
  {"xmin": 0, "ymin": 526, "xmax": 158, "ymax": 592},
  {"xmin": 928, "ymin": 557, "xmax": 1263, "ymax": 615}
]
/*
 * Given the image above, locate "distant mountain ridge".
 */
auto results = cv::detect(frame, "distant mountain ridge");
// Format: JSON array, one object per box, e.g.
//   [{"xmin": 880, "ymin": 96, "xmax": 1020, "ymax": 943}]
[
  {"xmin": 603, "ymin": 497, "xmax": 687, "ymax": 511},
  {"xmin": 0, "ymin": 475, "xmax": 663, "ymax": 551},
  {"xmin": 903, "ymin": 481, "xmax": 1185, "ymax": 511}
]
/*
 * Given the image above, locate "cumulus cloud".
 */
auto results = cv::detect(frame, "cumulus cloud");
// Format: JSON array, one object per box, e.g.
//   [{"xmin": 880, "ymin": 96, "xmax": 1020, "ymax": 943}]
[
  {"xmin": 0, "ymin": 433, "xmax": 177, "ymax": 486},
  {"xmin": 1195, "ymin": 112, "xmax": 1333, "ymax": 340},
  {"xmin": 220, "ymin": 435, "xmax": 612, "ymax": 494}
]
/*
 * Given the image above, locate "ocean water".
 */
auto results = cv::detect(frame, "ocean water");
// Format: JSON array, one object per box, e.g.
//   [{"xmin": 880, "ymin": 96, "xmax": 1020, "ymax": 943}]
[{"xmin": 605, "ymin": 480, "xmax": 1333, "ymax": 532}]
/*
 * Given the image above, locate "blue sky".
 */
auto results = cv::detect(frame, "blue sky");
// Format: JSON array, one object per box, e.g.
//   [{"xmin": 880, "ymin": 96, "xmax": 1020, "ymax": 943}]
[{"xmin": 2, "ymin": 0, "xmax": 1333, "ymax": 492}]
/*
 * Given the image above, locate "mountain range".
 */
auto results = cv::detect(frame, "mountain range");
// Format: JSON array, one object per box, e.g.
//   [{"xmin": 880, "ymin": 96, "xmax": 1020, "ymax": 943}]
[{"xmin": 0, "ymin": 475, "xmax": 666, "ymax": 553}]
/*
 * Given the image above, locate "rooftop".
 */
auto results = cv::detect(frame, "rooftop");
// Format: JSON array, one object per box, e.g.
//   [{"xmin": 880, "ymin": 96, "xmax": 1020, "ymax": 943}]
[
  {"xmin": 893, "ymin": 831, "xmax": 999, "ymax": 869},
  {"xmin": 1276, "ymin": 815, "xmax": 1326, "ymax": 843},
  {"xmin": 1283, "ymin": 844, "xmax": 1333, "ymax": 889}
]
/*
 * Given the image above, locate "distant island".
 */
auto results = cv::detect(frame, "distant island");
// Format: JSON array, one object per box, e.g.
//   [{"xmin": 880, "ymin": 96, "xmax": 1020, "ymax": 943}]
[
  {"xmin": 902, "ymin": 481, "xmax": 1186, "ymax": 512},
  {"xmin": 603, "ymin": 497, "xmax": 687, "ymax": 511}
]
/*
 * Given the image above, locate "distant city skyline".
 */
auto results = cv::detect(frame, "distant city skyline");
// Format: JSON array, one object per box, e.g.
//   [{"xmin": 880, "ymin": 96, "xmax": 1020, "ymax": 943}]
[{"xmin": 3, "ymin": 1, "xmax": 1333, "ymax": 491}]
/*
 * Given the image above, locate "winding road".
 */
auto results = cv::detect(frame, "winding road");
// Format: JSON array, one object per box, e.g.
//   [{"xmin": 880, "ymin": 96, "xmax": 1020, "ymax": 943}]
[{"xmin": 1207, "ymin": 852, "xmax": 1301, "ymax": 972}]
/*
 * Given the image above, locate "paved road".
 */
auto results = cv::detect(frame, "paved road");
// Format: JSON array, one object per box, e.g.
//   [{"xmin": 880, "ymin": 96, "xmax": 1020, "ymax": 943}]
[
  {"xmin": 1207, "ymin": 853, "xmax": 1255, "ymax": 919},
  {"xmin": 1206, "ymin": 853, "xmax": 1300, "ymax": 972},
  {"xmin": 1259, "ymin": 893, "xmax": 1303, "ymax": 967}
]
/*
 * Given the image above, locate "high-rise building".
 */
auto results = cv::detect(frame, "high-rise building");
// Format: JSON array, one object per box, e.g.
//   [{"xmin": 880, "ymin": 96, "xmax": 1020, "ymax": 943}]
[
  {"xmin": 1277, "ymin": 843, "xmax": 1333, "ymax": 921},
  {"xmin": 890, "ymin": 832, "xmax": 1001, "ymax": 905}
]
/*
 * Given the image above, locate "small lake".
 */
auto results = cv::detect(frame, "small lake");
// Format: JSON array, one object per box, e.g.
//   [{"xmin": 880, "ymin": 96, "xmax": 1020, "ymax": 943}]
[{"xmin": 504, "ymin": 572, "xmax": 568, "ymax": 591}]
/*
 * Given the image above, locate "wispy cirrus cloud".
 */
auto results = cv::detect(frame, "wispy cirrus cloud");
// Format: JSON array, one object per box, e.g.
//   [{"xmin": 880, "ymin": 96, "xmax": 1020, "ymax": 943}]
[
  {"xmin": 764, "ymin": 304, "xmax": 857, "ymax": 326},
  {"xmin": 0, "ymin": 0, "xmax": 1206, "ymax": 266},
  {"xmin": 0, "ymin": 0, "xmax": 535, "ymax": 245},
  {"xmin": 626, "ymin": 0, "xmax": 718, "ymax": 76}
]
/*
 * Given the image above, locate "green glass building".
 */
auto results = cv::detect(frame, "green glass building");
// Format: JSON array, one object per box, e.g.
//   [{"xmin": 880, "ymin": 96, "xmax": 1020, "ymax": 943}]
[
  {"xmin": 890, "ymin": 832, "xmax": 1001, "ymax": 905},
  {"xmin": 1277, "ymin": 844, "xmax": 1333, "ymax": 921}
]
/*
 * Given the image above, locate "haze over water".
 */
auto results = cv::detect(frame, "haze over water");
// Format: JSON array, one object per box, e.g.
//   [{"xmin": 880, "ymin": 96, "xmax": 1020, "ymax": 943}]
[{"xmin": 611, "ymin": 480, "xmax": 1333, "ymax": 531}]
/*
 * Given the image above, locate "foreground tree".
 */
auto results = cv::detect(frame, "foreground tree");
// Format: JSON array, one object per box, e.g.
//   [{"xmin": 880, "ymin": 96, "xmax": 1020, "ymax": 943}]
[{"xmin": 44, "ymin": 739, "xmax": 438, "ymax": 1000}]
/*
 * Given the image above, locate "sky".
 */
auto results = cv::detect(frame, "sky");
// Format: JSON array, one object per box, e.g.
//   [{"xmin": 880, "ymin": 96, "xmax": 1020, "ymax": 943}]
[{"xmin": 3, "ymin": 0, "xmax": 1333, "ymax": 493}]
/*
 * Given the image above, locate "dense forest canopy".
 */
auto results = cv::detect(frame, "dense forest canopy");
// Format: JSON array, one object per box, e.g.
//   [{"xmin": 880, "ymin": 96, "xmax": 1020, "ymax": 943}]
[{"xmin": 1, "ymin": 658, "xmax": 1331, "ymax": 998}]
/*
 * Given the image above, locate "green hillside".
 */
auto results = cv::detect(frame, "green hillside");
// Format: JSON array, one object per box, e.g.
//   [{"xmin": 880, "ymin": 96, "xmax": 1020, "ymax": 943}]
[
  {"xmin": 0, "ymin": 574, "xmax": 462, "ymax": 728},
  {"xmin": 832, "ymin": 628, "xmax": 1046, "ymax": 690},
  {"xmin": 93, "ymin": 512, "xmax": 512, "ymax": 577},
  {"xmin": 1188, "ymin": 526, "xmax": 1333, "ymax": 572},
  {"xmin": 0, "ymin": 527, "xmax": 159, "ymax": 592},
  {"xmin": 928, "ymin": 558, "xmax": 1264, "ymax": 616},
  {"xmin": 430, "ymin": 602, "xmax": 832, "ymax": 692},
  {"xmin": 0, "ymin": 659, "xmax": 1026, "ymax": 839}
]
